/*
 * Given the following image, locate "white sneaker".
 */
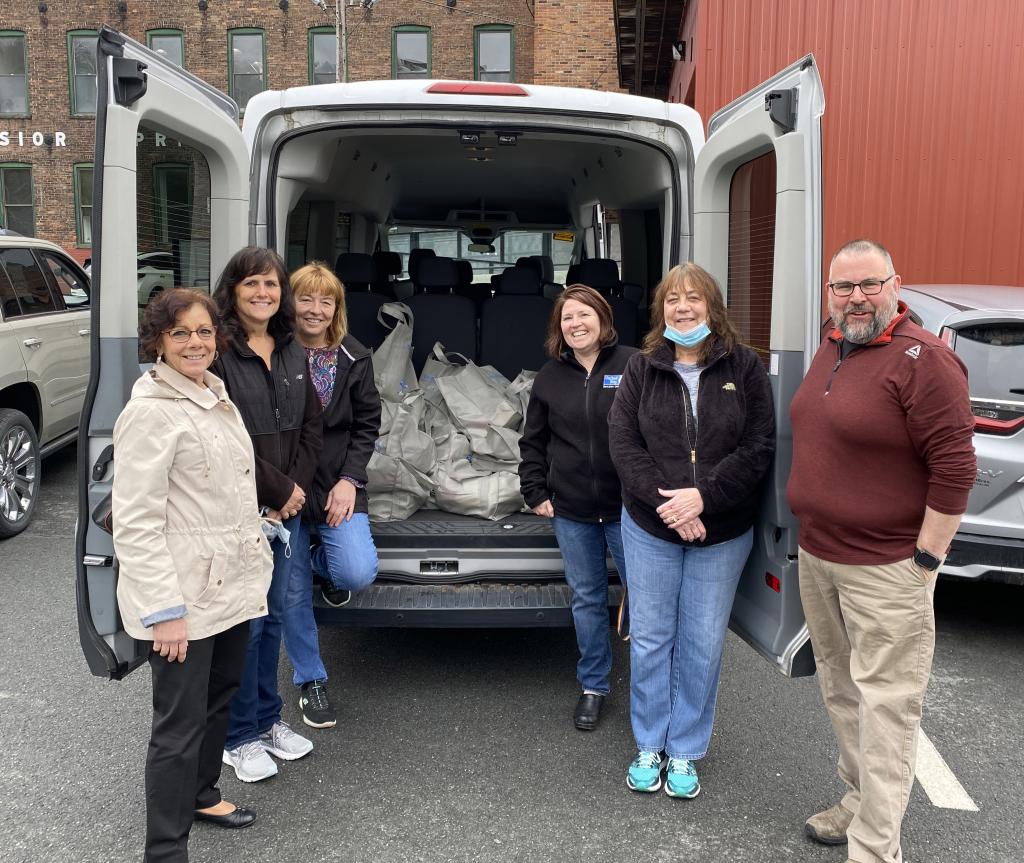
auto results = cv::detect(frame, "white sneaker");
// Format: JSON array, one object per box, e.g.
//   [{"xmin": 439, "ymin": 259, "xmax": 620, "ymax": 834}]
[
  {"xmin": 222, "ymin": 740, "xmax": 278, "ymax": 783},
  {"xmin": 259, "ymin": 721, "xmax": 314, "ymax": 761}
]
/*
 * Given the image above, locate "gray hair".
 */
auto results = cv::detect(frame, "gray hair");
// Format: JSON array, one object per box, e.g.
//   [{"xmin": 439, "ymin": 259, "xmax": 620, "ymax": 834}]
[{"xmin": 829, "ymin": 239, "xmax": 895, "ymax": 274}]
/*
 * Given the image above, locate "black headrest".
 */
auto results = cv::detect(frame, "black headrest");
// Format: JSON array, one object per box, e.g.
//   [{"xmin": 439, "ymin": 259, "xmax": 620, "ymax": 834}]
[
  {"xmin": 573, "ymin": 258, "xmax": 620, "ymax": 291},
  {"xmin": 334, "ymin": 252, "xmax": 376, "ymax": 286},
  {"xmin": 531, "ymin": 255, "xmax": 555, "ymax": 283},
  {"xmin": 408, "ymin": 247, "xmax": 436, "ymax": 282},
  {"xmin": 418, "ymin": 256, "xmax": 459, "ymax": 290},
  {"xmin": 373, "ymin": 250, "xmax": 402, "ymax": 277},
  {"xmin": 499, "ymin": 266, "xmax": 543, "ymax": 296},
  {"xmin": 566, "ymin": 263, "xmax": 580, "ymax": 285},
  {"xmin": 455, "ymin": 259, "xmax": 473, "ymax": 289}
]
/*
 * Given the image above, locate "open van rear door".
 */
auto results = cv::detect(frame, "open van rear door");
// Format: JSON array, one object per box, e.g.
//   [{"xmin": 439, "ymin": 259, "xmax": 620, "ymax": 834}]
[
  {"xmin": 692, "ymin": 56, "xmax": 824, "ymax": 677},
  {"xmin": 75, "ymin": 27, "xmax": 249, "ymax": 679}
]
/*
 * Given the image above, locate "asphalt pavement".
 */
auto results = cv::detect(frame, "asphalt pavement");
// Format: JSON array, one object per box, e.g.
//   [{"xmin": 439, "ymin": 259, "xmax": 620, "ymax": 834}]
[{"xmin": 0, "ymin": 446, "xmax": 1020, "ymax": 863}]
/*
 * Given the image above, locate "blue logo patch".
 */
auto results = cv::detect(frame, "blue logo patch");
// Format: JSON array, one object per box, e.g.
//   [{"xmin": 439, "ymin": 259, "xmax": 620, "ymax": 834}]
[{"xmin": 603, "ymin": 374, "xmax": 622, "ymax": 388}]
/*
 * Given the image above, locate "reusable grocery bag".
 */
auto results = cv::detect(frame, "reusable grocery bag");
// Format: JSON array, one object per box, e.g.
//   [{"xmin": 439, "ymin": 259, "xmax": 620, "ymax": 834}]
[
  {"xmin": 366, "ymin": 450, "xmax": 434, "ymax": 522},
  {"xmin": 372, "ymin": 302, "xmax": 417, "ymax": 404},
  {"xmin": 435, "ymin": 362, "xmax": 522, "ymax": 433},
  {"xmin": 507, "ymin": 370, "xmax": 538, "ymax": 418},
  {"xmin": 419, "ymin": 344, "xmax": 471, "ymax": 408},
  {"xmin": 433, "ymin": 467, "xmax": 525, "ymax": 521}
]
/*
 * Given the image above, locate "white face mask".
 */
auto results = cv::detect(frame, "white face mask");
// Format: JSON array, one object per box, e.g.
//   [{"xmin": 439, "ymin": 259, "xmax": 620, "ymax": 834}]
[{"xmin": 664, "ymin": 319, "xmax": 711, "ymax": 348}]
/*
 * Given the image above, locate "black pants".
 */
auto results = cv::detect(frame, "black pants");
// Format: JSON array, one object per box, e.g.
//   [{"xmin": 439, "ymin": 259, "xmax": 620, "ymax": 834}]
[{"xmin": 144, "ymin": 621, "xmax": 250, "ymax": 863}]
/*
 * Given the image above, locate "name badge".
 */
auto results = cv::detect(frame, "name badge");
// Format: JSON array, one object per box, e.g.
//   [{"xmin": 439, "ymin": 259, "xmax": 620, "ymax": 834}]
[{"xmin": 603, "ymin": 374, "xmax": 622, "ymax": 388}]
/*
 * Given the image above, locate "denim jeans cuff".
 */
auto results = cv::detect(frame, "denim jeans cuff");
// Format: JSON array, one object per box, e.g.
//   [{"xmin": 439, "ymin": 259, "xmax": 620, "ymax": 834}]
[{"xmin": 666, "ymin": 751, "xmax": 707, "ymax": 761}]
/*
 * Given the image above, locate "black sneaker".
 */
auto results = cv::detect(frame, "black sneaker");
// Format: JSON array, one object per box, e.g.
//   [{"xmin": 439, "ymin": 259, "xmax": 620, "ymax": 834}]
[
  {"xmin": 299, "ymin": 680, "xmax": 337, "ymax": 729},
  {"xmin": 320, "ymin": 585, "xmax": 352, "ymax": 608}
]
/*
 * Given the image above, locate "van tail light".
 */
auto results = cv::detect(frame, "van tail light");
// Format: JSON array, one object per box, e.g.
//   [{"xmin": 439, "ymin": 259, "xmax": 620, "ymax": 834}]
[
  {"xmin": 427, "ymin": 82, "xmax": 529, "ymax": 97},
  {"xmin": 765, "ymin": 573, "xmax": 781, "ymax": 593}
]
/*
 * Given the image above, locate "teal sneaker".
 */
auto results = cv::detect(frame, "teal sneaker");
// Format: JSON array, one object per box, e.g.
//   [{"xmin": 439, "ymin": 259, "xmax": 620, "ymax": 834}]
[
  {"xmin": 665, "ymin": 757, "xmax": 700, "ymax": 799},
  {"xmin": 626, "ymin": 750, "xmax": 666, "ymax": 793}
]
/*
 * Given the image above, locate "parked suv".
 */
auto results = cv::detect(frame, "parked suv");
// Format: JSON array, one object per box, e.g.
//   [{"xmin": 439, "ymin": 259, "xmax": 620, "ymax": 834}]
[
  {"xmin": 0, "ymin": 233, "xmax": 90, "ymax": 537},
  {"xmin": 902, "ymin": 284, "xmax": 1024, "ymax": 585}
]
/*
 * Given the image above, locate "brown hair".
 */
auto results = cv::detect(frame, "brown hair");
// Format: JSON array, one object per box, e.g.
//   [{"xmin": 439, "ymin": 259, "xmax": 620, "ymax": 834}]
[
  {"xmin": 545, "ymin": 284, "xmax": 617, "ymax": 359},
  {"xmin": 291, "ymin": 261, "xmax": 348, "ymax": 349},
  {"xmin": 212, "ymin": 246, "xmax": 295, "ymax": 341},
  {"xmin": 138, "ymin": 288, "xmax": 226, "ymax": 361},
  {"xmin": 642, "ymin": 263, "xmax": 741, "ymax": 364}
]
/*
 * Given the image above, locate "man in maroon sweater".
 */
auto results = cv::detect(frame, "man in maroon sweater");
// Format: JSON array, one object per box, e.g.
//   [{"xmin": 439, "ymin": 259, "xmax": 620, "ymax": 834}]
[{"xmin": 787, "ymin": 239, "xmax": 975, "ymax": 863}]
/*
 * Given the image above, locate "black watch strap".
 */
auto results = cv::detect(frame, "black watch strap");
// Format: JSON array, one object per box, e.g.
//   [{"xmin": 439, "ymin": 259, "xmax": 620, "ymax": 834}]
[{"xmin": 913, "ymin": 547, "xmax": 942, "ymax": 571}]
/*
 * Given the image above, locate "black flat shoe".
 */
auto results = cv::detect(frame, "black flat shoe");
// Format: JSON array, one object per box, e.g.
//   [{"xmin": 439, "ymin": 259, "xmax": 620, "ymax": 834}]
[
  {"xmin": 574, "ymin": 692, "xmax": 605, "ymax": 731},
  {"xmin": 194, "ymin": 805, "xmax": 257, "ymax": 829}
]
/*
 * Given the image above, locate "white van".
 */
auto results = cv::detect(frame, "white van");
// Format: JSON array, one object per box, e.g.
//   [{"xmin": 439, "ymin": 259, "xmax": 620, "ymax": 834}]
[{"xmin": 76, "ymin": 27, "xmax": 824, "ymax": 681}]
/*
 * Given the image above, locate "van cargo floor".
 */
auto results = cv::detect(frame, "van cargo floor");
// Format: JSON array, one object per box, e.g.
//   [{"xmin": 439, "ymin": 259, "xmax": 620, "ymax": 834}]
[{"xmin": 370, "ymin": 511, "xmax": 556, "ymax": 549}]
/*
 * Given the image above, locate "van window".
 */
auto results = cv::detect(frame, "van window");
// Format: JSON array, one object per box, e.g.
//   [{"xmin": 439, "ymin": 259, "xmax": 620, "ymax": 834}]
[
  {"xmin": 136, "ymin": 123, "xmax": 212, "ymax": 306},
  {"xmin": 727, "ymin": 150, "xmax": 777, "ymax": 365}
]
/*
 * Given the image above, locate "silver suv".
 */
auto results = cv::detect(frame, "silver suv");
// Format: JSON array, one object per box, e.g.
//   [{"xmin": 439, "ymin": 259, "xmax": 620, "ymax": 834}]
[
  {"xmin": 0, "ymin": 232, "xmax": 90, "ymax": 537},
  {"xmin": 903, "ymin": 284, "xmax": 1024, "ymax": 585}
]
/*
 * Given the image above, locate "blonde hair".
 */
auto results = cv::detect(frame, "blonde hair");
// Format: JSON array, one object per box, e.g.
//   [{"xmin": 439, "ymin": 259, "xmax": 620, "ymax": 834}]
[
  {"xmin": 642, "ymin": 262, "xmax": 740, "ymax": 364},
  {"xmin": 290, "ymin": 261, "xmax": 348, "ymax": 349}
]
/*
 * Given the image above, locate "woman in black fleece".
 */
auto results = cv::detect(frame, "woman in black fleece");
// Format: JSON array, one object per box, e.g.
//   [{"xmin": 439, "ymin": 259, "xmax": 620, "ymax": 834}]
[
  {"xmin": 608, "ymin": 263, "xmax": 775, "ymax": 799},
  {"xmin": 519, "ymin": 285, "xmax": 636, "ymax": 731}
]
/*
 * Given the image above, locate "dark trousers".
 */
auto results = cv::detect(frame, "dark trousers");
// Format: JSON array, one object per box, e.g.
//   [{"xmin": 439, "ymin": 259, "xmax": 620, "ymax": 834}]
[{"xmin": 144, "ymin": 621, "xmax": 250, "ymax": 863}]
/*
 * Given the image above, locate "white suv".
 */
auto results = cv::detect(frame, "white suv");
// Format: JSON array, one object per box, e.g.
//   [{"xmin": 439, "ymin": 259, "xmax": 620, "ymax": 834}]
[{"xmin": 0, "ymin": 231, "xmax": 90, "ymax": 537}]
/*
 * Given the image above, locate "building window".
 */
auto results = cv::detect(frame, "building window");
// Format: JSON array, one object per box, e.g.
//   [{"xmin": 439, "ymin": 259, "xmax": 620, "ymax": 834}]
[
  {"xmin": 0, "ymin": 163, "xmax": 34, "ymax": 236},
  {"xmin": 67, "ymin": 30, "xmax": 99, "ymax": 116},
  {"xmin": 146, "ymin": 30, "xmax": 184, "ymax": 67},
  {"xmin": 309, "ymin": 27, "xmax": 336, "ymax": 84},
  {"xmin": 392, "ymin": 26, "xmax": 430, "ymax": 80},
  {"xmin": 475, "ymin": 26, "xmax": 513, "ymax": 82},
  {"xmin": 74, "ymin": 164, "xmax": 93, "ymax": 246},
  {"xmin": 153, "ymin": 163, "xmax": 192, "ymax": 245},
  {"xmin": 228, "ymin": 29, "xmax": 266, "ymax": 113},
  {"xmin": 0, "ymin": 31, "xmax": 29, "ymax": 116}
]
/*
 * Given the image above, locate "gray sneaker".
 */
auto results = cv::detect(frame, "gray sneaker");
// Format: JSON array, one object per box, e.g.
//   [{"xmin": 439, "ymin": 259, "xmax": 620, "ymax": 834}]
[
  {"xmin": 259, "ymin": 721, "xmax": 313, "ymax": 761},
  {"xmin": 222, "ymin": 740, "xmax": 278, "ymax": 783}
]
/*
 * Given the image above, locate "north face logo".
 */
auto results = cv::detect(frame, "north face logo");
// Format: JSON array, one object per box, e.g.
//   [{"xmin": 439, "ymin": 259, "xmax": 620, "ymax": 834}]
[{"xmin": 905, "ymin": 345, "xmax": 922, "ymax": 359}]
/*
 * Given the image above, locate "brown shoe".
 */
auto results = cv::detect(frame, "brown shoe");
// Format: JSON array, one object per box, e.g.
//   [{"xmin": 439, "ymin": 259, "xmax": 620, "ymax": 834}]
[{"xmin": 804, "ymin": 802, "xmax": 853, "ymax": 845}]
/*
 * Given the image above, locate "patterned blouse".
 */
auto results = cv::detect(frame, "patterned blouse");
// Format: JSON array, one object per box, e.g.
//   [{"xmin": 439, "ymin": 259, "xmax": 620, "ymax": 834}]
[{"xmin": 304, "ymin": 344, "xmax": 338, "ymax": 408}]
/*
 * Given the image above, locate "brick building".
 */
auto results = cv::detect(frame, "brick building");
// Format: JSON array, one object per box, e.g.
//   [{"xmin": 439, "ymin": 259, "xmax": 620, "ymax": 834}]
[{"xmin": 0, "ymin": 0, "xmax": 618, "ymax": 263}]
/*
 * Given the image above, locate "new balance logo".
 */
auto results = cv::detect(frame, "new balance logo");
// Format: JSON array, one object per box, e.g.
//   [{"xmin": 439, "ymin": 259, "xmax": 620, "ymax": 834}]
[{"xmin": 905, "ymin": 345, "xmax": 922, "ymax": 359}]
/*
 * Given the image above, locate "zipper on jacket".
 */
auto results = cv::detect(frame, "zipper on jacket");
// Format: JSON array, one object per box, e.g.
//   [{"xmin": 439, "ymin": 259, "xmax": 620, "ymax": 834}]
[
  {"xmin": 583, "ymin": 368, "xmax": 602, "ymax": 522},
  {"xmin": 679, "ymin": 383, "xmax": 698, "ymax": 486}
]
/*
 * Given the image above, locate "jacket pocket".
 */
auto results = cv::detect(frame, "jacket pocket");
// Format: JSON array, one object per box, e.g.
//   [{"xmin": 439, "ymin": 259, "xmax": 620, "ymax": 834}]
[{"xmin": 190, "ymin": 553, "xmax": 226, "ymax": 609}]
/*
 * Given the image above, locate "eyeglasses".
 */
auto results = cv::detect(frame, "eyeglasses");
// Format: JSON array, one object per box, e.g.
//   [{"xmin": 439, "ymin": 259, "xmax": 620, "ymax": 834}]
[
  {"xmin": 163, "ymin": 326, "xmax": 217, "ymax": 343},
  {"xmin": 827, "ymin": 274, "xmax": 896, "ymax": 297}
]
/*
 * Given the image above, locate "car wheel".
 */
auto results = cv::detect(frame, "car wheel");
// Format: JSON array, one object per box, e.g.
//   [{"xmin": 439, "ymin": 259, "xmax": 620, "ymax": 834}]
[{"xmin": 0, "ymin": 409, "xmax": 40, "ymax": 539}]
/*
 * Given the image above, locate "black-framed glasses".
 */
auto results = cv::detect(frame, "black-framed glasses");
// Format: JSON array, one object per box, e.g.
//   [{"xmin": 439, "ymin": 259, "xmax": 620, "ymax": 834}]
[
  {"xmin": 163, "ymin": 326, "xmax": 217, "ymax": 343},
  {"xmin": 827, "ymin": 274, "xmax": 896, "ymax": 297}
]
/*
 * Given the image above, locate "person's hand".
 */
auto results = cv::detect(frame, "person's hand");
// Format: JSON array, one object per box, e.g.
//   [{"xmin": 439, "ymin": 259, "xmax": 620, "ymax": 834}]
[
  {"xmin": 532, "ymin": 500, "xmax": 554, "ymax": 518},
  {"xmin": 264, "ymin": 508, "xmax": 284, "ymax": 523},
  {"xmin": 657, "ymin": 488, "xmax": 704, "ymax": 528},
  {"xmin": 152, "ymin": 618, "xmax": 188, "ymax": 663},
  {"xmin": 281, "ymin": 483, "xmax": 306, "ymax": 520},
  {"xmin": 674, "ymin": 517, "xmax": 707, "ymax": 543},
  {"xmin": 325, "ymin": 478, "xmax": 357, "ymax": 528}
]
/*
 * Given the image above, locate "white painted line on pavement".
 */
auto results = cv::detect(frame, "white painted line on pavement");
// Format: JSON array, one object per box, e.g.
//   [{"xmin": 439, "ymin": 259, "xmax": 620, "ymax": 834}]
[{"xmin": 916, "ymin": 728, "xmax": 979, "ymax": 811}]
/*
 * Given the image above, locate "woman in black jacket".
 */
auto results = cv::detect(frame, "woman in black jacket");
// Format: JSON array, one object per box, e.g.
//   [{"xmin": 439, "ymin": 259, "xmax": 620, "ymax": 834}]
[
  {"xmin": 608, "ymin": 263, "xmax": 775, "ymax": 799},
  {"xmin": 212, "ymin": 247, "xmax": 323, "ymax": 783},
  {"xmin": 519, "ymin": 285, "xmax": 636, "ymax": 731},
  {"xmin": 287, "ymin": 261, "xmax": 382, "ymax": 729}
]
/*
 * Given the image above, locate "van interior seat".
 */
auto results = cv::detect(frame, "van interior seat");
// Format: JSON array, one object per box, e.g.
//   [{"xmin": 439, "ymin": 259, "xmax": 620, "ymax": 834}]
[
  {"xmin": 372, "ymin": 250, "xmax": 402, "ymax": 297},
  {"xmin": 454, "ymin": 258, "xmax": 490, "ymax": 305},
  {"xmin": 570, "ymin": 258, "xmax": 621, "ymax": 296},
  {"xmin": 393, "ymin": 247, "xmax": 436, "ymax": 298},
  {"xmin": 416, "ymin": 256, "xmax": 459, "ymax": 295},
  {"xmin": 345, "ymin": 292, "xmax": 389, "ymax": 350},
  {"xmin": 404, "ymin": 262, "xmax": 478, "ymax": 370},
  {"xmin": 334, "ymin": 252, "xmax": 377, "ymax": 292},
  {"xmin": 479, "ymin": 266, "xmax": 554, "ymax": 380}
]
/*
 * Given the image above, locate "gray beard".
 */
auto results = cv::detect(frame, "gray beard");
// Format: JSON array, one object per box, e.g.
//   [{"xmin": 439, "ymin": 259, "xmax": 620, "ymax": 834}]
[{"xmin": 831, "ymin": 292, "xmax": 899, "ymax": 344}]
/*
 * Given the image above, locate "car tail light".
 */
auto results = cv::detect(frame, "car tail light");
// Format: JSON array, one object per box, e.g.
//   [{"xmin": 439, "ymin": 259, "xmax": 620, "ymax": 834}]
[
  {"xmin": 973, "ymin": 413, "xmax": 1024, "ymax": 435},
  {"xmin": 765, "ymin": 572, "xmax": 781, "ymax": 592},
  {"xmin": 427, "ymin": 82, "xmax": 529, "ymax": 96},
  {"xmin": 939, "ymin": 326, "xmax": 956, "ymax": 348}
]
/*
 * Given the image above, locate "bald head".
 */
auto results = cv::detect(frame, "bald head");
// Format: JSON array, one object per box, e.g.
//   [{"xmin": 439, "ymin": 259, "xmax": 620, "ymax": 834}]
[{"xmin": 830, "ymin": 239, "xmax": 894, "ymax": 275}]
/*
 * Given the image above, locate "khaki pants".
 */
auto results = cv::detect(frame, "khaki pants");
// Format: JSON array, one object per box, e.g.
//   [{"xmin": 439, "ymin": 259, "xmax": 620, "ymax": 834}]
[{"xmin": 799, "ymin": 548, "xmax": 938, "ymax": 863}]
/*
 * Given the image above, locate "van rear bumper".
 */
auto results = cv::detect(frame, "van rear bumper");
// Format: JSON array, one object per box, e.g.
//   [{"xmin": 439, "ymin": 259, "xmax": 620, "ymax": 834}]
[
  {"xmin": 314, "ymin": 581, "xmax": 625, "ymax": 628},
  {"xmin": 941, "ymin": 533, "xmax": 1024, "ymax": 585}
]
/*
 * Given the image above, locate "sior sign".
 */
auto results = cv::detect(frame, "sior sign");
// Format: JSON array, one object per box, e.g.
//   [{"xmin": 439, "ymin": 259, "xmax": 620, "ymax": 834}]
[{"xmin": 0, "ymin": 131, "xmax": 68, "ymax": 147}]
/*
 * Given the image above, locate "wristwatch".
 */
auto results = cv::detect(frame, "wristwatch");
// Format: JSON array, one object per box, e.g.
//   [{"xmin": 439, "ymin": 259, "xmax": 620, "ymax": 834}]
[{"xmin": 913, "ymin": 547, "xmax": 942, "ymax": 571}]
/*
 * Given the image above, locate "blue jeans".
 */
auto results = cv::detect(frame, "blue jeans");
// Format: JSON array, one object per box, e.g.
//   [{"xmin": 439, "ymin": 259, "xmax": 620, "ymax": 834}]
[
  {"xmin": 281, "ymin": 518, "xmax": 327, "ymax": 688},
  {"xmin": 224, "ymin": 516, "xmax": 295, "ymax": 750},
  {"xmin": 621, "ymin": 507, "xmax": 753, "ymax": 760},
  {"xmin": 312, "ymin": 512, "xmax": 379, "ymax": 592},
  {"xmin": 552, "ymin": 515, "xmax": 627, "ymax": 695}
]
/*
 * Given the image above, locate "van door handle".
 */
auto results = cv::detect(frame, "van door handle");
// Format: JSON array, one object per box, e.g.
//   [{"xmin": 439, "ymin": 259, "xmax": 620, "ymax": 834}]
[
  {"xmin": 78, "ymin": 328, "xmax": 90, "ymax": 336},
  {"xmin": 23, "ymin": 338, "xmax": 42, "ymax": 348}
]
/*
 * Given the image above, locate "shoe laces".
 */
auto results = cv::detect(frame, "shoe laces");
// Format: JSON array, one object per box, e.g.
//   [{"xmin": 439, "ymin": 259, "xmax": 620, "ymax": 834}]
[
  {"xmin": 667, "ymin": 757, "xmax": 695, "ymax": 776},
  {"xmin": 304, "ymin": 680, "xmax": 330, "ymax": 711},
  {"xmin": 238, "ymin": 740, "xmax": 266, "ymax": 762},
  {"xmin": 633, "ymin": 750, "xmax": 662, "ymax": 770}
]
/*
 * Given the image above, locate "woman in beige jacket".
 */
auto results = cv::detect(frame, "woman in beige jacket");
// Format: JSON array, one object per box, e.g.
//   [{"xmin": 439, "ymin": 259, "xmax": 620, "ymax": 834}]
[{"xmin": 112, "ymin": 288, "xmax": 273, "ymax": 863}]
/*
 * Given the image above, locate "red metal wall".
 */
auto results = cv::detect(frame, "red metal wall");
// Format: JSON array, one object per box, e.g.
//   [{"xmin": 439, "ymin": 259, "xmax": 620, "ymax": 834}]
[{"xmin": 670, "ymin": 0, "xmax": 1024, "ymax": 286}]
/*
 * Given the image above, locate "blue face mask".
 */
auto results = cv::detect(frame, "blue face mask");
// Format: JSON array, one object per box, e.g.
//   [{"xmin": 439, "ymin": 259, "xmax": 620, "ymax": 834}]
[{"xmin": 664, "ymin": 320, "xmax": 711, "ymax": 348}]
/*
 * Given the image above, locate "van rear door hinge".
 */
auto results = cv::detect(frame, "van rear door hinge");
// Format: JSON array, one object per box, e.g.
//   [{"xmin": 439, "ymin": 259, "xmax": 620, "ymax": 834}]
[
  {"xmin": 765, "ymin": 88, "xmax": 797, "ymax": 133},
  {"xmin": 113, "ymin": 56, "xmax": 147, "ymax": 107}
]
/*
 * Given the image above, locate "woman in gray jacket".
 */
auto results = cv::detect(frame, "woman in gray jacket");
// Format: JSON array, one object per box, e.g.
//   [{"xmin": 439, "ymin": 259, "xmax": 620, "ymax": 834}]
[{"xmin": 113, "ymin": 289, "xmax": 273, "ymax": 862}]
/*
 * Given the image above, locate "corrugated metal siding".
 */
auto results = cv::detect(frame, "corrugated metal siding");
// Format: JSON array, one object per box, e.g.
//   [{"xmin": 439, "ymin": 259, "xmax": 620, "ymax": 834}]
[{"xmin": 691, "ymin": 0, "xmax": 1024, "ymax": 285}]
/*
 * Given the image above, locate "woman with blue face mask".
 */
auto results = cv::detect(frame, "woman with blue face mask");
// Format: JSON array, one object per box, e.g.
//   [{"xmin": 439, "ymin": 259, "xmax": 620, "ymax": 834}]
[{"xmin": 608, "ymin": 263, "xmax": 776, "ymax": 799}]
